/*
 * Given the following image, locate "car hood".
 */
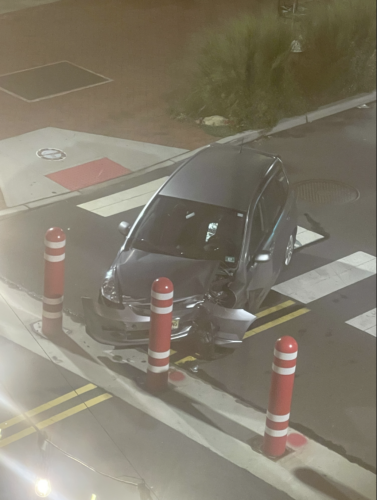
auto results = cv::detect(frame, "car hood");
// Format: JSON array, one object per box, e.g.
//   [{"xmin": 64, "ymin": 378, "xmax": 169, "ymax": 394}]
[{"xmin": 115, "ymin": 248, "xmax": 220, "ymax": 301}]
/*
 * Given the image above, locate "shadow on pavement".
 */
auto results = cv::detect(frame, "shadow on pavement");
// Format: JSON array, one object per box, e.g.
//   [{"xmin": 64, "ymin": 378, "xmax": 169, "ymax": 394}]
[
  {"xmin": 98, "ymin": 356, "xmax": 260, "ymax": 444},
  {"xmin": 293, "ymin": 467, "xmax": 371, "ymax": 500}
]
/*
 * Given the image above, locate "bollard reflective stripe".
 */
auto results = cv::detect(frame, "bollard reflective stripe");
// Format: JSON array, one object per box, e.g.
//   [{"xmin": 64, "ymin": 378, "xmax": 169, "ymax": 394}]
[
  {"xmin": 150, "ymin": 304, "xmax": 173, "ymax": 314},
  {"xmin": 147, "ymin": 364, "xmax": 170, "ymax": 374},
  {"xmin": 263, "ymin": 336, "xmax": 298, "ymax": 458},
  {"xmin": 151, "ymin": 290, "xmax": 174, "ymax": 300},
  {"xmin": 44, "ymin": 253, "xmax": 65, "ymax": 263},
  {"xmin": 272, "ymin": 364, "xmax": 296, "ymax": 375},
  {"xmin": 44, "ymin": 239, "xmax": 66, "ymax": 249},
  {"xmin": 148, "ymin": 349, "xmax": 171, "ymax": 359},
  {"xmin": 43, "ymin": 296, "xmax": 64, "ymax": 305},
  {"xmin": 42, "ymin": 227, "xmax": 66, "ymax": 336},
  {"xmin": 273, "ymin": 349, "xmax": 297, "ymax": 360},
  {"xmin": 265, "ymin": 427, "xmax": 288, "ymax": 437},
  {"xmin": 146, "ymin": 277, "xmax": 174, "ymax": 392},
  {"xmin": 266, "ymin": 411, "xmax": 290, "ymax": 422},
  {"xmin": 42, "ymin": 311, "xmax": 63, "ymax": 319}
]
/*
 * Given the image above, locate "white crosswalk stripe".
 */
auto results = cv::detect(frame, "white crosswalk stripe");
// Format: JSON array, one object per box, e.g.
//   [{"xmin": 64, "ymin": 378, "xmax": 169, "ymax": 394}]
[
  {"xmin": 294, "ymin": 226, "xmax": 324, "ymax": 248},
  {"xmin": 273, "ymin": 252, "xmax": 376, "ymax": 304},
  {"xmin": 346, "ymin": 308, "xmax": 376, "ymax": 337},
  {"xmin": 77, "ymin": 177, "xmax": 169, "ymax": 217}
]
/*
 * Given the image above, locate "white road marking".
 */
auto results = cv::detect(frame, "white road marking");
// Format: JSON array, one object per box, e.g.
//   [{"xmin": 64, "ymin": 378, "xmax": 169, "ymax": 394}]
[
  {"xmin": 346, "ymin": 308, "xmax": 376, "ymax": 337},
  {"xmin": 0, "ymin": 283, "xmax": 375, "ymax": 500},
  {"xmin": 77, "ymin": 177, "xmax": 169, "ymax": 217},
  {"xmin": 273, "ymin": 252, "xmax": 376, "ymax": 304},
  {"xmin": 0, "ymin": 0, "xmax": 60, "ymax": 15},
  {"xmin": 294, "ymin": 226, "xmax": 324, "ymax": 248}
]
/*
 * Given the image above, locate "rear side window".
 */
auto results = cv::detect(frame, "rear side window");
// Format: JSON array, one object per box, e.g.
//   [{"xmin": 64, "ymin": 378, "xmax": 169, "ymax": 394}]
[
  {"xmin": 249, "ymin": 200, "xmax": 265, "ymax": 257},
  {"xmin": 260, "ymin": 167, "xmax": 288, "ymax": 231}
]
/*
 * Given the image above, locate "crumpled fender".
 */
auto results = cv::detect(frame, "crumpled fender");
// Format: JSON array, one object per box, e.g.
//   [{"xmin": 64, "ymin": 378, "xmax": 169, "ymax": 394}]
[{"xmin": 203, "ymin": 300, "xmax": 257, "ymax": 346}]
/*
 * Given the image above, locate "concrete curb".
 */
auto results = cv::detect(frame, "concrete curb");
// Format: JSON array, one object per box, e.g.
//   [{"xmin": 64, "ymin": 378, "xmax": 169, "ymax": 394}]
[{"xmin": 167, "ymin": 90, "xmax": 376, "ymax": 162}]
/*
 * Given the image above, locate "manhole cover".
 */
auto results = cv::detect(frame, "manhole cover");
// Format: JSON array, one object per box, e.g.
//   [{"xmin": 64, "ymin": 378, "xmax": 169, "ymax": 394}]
[
  {"xmin": 37, "ymin": 148, "xmax": 66, "ymax": 161},
  {"xmin": 294, "ymin": 180, "xmax": 359, "ymax": 205}
]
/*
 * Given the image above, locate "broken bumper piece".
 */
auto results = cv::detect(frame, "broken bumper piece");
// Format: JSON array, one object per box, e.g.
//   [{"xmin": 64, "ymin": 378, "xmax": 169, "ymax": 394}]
[
  {"xmin": 82, "ymin": 297, "xmax": 256, "ymax": 348},
  {"xmin": 204, "ymin": 302, "xmax": 256, "ymax": 346},
  {"xmin": 82, "ymin": 297, "xmax": 192, "ymax": 346}
]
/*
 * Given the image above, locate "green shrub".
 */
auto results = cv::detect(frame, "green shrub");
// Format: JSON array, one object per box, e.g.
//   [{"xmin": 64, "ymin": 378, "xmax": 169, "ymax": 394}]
[
  {"xmin": 294, "ymin": 0, "xmax": 376, "ymax": 107},
  {"xmin": 169, "ymin": 0, "xmax": 376, "ymax": 132}
]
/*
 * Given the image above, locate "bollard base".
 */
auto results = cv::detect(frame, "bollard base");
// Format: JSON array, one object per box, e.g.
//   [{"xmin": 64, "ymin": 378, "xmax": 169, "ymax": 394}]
[
  {"xmin": 249, "ymin": 435, "xmax": 294, "ymax": 462},
  {"xmin": 31, "ymin": 321, "xmax": 71, "ymax": 338},
  {"xmin": 134, "ymin": 374, "xmax": 170, "ymax": 395},
  {"xmin": 146, "ymin": 371, "xmax": 169, "ymax": 393}
]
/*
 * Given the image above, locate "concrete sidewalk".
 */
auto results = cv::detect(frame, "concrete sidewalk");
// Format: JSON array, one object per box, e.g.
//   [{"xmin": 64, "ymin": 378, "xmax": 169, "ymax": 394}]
[
  {"xmin": 0, "ymin": 278, "xmax": 375, "ymax": 500},
  {"xmin": 0, "ymin": 127, "xmax": 187, "ymax": 210}
]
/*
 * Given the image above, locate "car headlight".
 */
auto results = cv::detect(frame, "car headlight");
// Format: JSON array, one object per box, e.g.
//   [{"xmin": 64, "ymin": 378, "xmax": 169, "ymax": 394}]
[{"xmin": 101, "ymin": 268, "xmax": 121, "ymax": 305}]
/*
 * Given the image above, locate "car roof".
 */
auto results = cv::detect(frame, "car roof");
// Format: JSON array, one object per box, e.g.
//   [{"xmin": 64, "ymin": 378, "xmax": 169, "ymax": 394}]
[{"xmin": 159, "ymin": 143, "xmax": 277, "ymax": 212}]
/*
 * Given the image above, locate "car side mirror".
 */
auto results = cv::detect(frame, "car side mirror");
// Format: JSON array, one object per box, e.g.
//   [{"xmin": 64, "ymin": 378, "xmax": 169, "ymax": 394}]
[
  {"xmin": 254, "ymin": 251, "xmax": 271, "ymax": 263},
  {"xmin": 118, "ymin": 221, "xmax": 131, "ymax": 236}
]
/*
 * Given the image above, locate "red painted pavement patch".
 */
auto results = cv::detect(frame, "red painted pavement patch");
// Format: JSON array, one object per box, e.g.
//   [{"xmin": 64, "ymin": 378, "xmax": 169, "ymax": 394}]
[
  {"xmin": 169, "ymin": 370, "xmax": 186, "ymax": 382},
  {"xmin": 287, "ymin": 433, "xmax": 308, "ymax": 448},
  {"xmin": 46, "ymin": 158, "xmax": 131, "ymax": 191}
]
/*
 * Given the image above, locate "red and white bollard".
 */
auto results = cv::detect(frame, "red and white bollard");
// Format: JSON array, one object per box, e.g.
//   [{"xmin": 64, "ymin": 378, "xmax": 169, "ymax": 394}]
[
  {"xmin": 146, "ymin": 278, "xmax": 174, "ymax": 392},
  {"xmin": 263, "ymin": 336, "xmax": 298, "ymax": 458},
  {"xmin": 42, "ymin": 227, "xmax": 66, "ymax": 336}
]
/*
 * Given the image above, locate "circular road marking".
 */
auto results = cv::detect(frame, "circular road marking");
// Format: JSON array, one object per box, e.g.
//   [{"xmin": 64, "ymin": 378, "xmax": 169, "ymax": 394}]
[{"xmin": 37, "ymin": 148, "xmax": 67, "ymax": 161}]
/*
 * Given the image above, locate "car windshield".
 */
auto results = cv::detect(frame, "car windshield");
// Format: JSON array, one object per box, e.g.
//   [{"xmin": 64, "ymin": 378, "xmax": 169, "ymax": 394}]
[{"xmin": 130, "ymin": 195, "xmax": 246, "ymax": 266}]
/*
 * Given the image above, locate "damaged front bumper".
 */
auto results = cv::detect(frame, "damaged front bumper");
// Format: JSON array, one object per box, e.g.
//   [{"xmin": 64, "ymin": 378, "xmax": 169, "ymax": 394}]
[{"xmin": 82, "ymin": 296, "xmax": 256, "ymax": 348}]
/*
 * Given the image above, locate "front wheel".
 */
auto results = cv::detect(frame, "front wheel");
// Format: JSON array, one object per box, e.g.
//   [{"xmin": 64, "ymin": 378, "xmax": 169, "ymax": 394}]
[
  {"xmin": 192, "ymin": 320, "xmax": 216, "ymax": 360},
  {"xmin": 284, "ymin": 231, "xmax": 296, "ymax": 266}
]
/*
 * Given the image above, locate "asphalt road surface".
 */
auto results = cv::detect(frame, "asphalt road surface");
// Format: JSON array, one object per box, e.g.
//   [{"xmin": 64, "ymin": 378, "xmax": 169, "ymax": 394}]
[{"xmin": 0, "ymin": 103, "xmax": 375, "ymax": 479}]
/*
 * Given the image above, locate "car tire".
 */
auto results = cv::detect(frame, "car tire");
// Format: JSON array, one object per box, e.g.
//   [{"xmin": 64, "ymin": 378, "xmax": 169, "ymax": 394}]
[
  {"xmin": 193, "ymin": 322, "xmax": 216, "ymax": 360},
  {"xmin": 284, "ymin": 230, "xmax": 296, "ymax": 266}
]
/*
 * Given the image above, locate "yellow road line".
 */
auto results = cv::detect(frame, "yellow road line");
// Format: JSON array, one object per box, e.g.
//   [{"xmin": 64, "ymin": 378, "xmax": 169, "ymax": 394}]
[
  {"xmin": 0, "ymin": 383, "xmax": 97, "ymax": 431},
  {"xmin": 243, "ymin": 308, "xmax": 310, "ymax": 339},
  {"xmin": 170, "ymin": 349, "xmax": 177, "ymax": 355},
  {"xmin": 256, "ymin": 300, "xmax": 296, "ymax": 319},
  {"xmin": 175, "ymin": 356, "xmax": 197, "ymax": 365},
  {"xmin": 0, "ymin": 427, "xmax": 36, "ymax": 449},
  {"xmin": 0, "ymin": 393, "xmax": 112, "ymax": 449},
  {"xmin": 37, "ymin": 394, "xmax": 113, "ymax": 430}
]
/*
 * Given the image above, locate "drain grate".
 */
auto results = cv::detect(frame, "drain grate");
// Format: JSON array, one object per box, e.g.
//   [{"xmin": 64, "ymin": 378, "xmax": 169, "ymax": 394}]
[
  {"xmin": 0, "ymin": 61, "xmax": 111, "ymax": 102},
  {"xmin": 294, "ymin": 179, "xmax": 360, "ymax": 205}
]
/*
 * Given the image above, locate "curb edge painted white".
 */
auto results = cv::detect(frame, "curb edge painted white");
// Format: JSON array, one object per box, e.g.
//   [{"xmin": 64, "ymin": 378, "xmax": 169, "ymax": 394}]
[
  {"xmin": 169, "ymin": 90, "xmax": 377, "ymax": 160},
  {"xmin": 0, "ymin": 205, "xmax": 29, "ymax": 219}
]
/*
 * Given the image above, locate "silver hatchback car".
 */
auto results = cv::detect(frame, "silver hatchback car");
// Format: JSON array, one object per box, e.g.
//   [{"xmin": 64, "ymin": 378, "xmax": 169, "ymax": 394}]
[{"xmin": 83, "ymin": 143, "xmax": 297, "ymax": 351}]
